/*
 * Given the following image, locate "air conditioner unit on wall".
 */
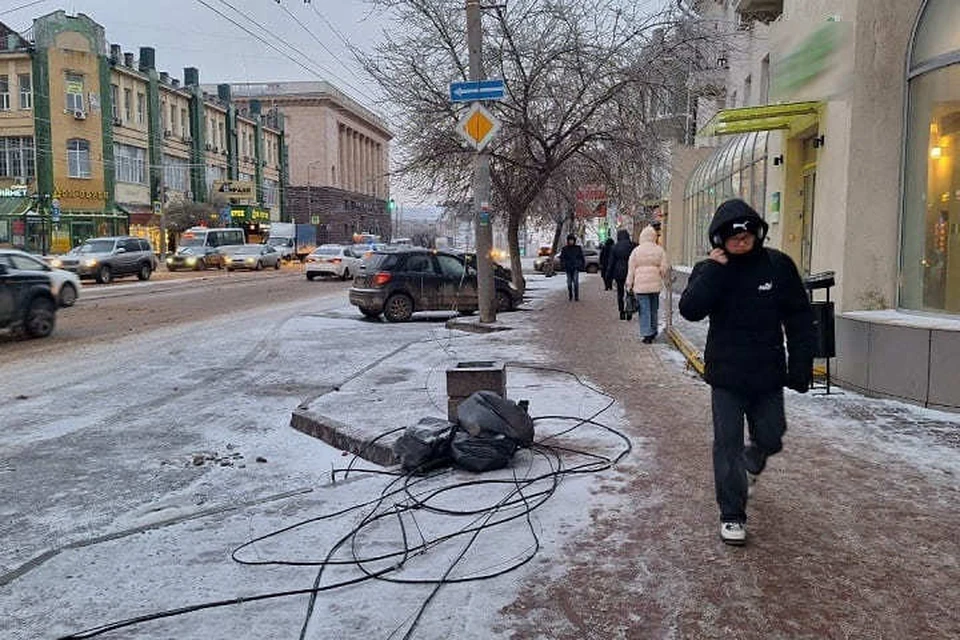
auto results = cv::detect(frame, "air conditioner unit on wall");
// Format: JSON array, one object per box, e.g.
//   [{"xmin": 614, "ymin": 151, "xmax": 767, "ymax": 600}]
[
  {"xmin": 73, "ymin": 110, "xmax": 86, "ymax": 120},
  {"xmin": 113, "ymin": 116, "xmax": 123, "ymax": 126},
  {"xmin": 163, "ymin": 130, "xmax": 172, "ymax": 138}
]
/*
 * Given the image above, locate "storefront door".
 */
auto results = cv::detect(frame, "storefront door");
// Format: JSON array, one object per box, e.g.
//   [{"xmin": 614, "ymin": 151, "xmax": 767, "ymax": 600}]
[{"xmin": 799, "ymin": 136, "xmax": 819, "ymax": 275}]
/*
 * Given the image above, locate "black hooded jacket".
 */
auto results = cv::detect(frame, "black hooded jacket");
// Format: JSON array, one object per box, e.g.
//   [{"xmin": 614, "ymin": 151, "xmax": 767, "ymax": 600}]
[
  {"xmin": 605, "ymin": 229, "xmax": 635, "ymax": 282},
  {"xmin": 679, "ymin": 199, "xmax": 816, "ymax": 394}
]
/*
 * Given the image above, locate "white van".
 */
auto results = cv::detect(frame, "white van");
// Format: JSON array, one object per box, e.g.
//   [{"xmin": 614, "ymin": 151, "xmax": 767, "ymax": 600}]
[{"xmin": 166, "ymin": 226, "xmax": 246, "ymax": 271}]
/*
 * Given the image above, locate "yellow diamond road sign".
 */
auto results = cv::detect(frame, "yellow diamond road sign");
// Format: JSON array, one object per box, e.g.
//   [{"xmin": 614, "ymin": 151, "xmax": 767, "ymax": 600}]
[{"xmin": 457, "ymin": 102, "xmax": 500, "ymax": 151}]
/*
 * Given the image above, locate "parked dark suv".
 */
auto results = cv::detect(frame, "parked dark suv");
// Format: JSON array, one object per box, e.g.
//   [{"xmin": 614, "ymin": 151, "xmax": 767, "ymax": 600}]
[
  {"xmin": 0, "ymin": 263, "xmax": 57, "ymax": 338},
  {"xmin": 56, "ymin": 236, "xmax": 158, "ymax": 284},
  {"xmin": 349, "ymin": 248, "xmax": 522, "ymax": 322}
]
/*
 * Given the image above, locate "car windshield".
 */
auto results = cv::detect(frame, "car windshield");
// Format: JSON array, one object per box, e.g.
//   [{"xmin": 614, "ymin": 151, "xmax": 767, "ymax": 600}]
[
  {"xmin": 315, "ymin": 246, "xmax": 342, "ymax": 256},
  {"xmin": 77, "ymin": 240, "xmax": 115, "ymax": 254},
  {"xmin": 179, "ymin": 236, "xmax": 205, "ymax": 247},
  {"xmin": 266, "ymin": 238, "xmax": 286, "ymax": 246}
]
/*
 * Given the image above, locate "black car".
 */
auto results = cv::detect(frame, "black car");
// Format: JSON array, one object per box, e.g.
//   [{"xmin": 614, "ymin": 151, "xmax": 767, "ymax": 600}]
[
  {"xmin": 349, "ymin": 248, "xmax": 522, "ymax": 322},
  {"xmin": 0, "ymin": 262, "xmax": 57, "ymax": 338}
]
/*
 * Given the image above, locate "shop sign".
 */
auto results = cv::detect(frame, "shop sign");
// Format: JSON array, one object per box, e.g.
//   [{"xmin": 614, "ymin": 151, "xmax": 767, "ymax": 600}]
[
  {"xmin": 54, "ymin": 187, "xmax": 108, "ymax": 200},
  {"xmin": 575, "ymin": 184, "xmax": 607, "ymax": 218},
  {"xmin": 214, "ymin": 180, "xmax": 255, "ymax": 199},
  {"xmin": 0, "ymin": 184, "xmax": 28, "ymax": 197}
]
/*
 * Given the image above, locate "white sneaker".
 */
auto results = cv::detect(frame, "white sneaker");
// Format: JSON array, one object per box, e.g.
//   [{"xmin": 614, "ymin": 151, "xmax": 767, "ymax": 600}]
[
  {"xmin": 747, "ymin": 471, "xmax": 758, "ymax": 498},
  {"xmin": 720, "ymin": 522, "xmax": 747, "ymax": 545}
]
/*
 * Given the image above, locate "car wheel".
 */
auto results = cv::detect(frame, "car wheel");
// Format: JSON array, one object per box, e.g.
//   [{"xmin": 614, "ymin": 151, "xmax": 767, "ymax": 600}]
[
  {"xmin": 341, "ymin": 268, "xmax": 351, "ymax": 281},
  {"xmin": 227, "ymin": 267, "xmax": 234, "ymax": 272},
  {"xmin": 255, "ymin": 260, "xmax": 263, "ymax": 271},
  {"xmin": 306, "ymin": 273, "xmax": 315, "ymax": 281},
  {"xmin": 359, "ymin": 307, "xmax": 381, "ymax": 319},
  {"xmin": 383, "ymin": 293, "xmax": 414, "ymax": 322},
  {"xmin": 59, "ymin": 283, "xmax": 78, "ymax": 307},
  {"xmin": 496, "ymin": 289, "xmax": 514, "ymax": 312},
  {"xmin": 585, "ymin": 264, "xmax": 599, "ymax": 274},
  {"xmin": 24, "ymin": 297, "xmax": 56, "ymax": 338},
  {"xmin": 137, "ymin": 263, "xmax": 152, "ymax": 281},
  {"xmin": 195, "ymin": 259, "xmax": 207, "ymax": 271},
  {"xmin": 274, "ymin": 260, "xmax": 281, "ymax": 270},
  {"xmin": 96, "ymin": 265, "xmax": 112, "ymax": 284}
]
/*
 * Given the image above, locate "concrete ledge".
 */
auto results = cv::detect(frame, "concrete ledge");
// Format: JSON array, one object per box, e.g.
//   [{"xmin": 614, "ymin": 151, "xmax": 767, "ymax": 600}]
[
  {"xmin": 445, "ymin": 317, "xmax": 513, "ymax": 333},
  {"xmin": 290, "ymin": 408, "xmax": 398, "ymax": 467}
]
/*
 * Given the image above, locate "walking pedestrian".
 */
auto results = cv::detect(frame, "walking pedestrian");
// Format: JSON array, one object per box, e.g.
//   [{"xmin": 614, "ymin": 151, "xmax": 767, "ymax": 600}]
[
  {"xmin": 558, "ymin": 233, "xmax": 585, "ymax": 301},
  {"xmin": 599, "ymin": 237, "xmax": 615, "ymax": 290},
  {"xmin": 604, "ymin": 229, "xmax": 636, "ymax": 319},
  {"xmin": 678, "ymin": 198, "xmax": 816, "ymax": 546},
  {"xmin": 625, "ymin": 225, "xmax": 670, "ymax": 343}
]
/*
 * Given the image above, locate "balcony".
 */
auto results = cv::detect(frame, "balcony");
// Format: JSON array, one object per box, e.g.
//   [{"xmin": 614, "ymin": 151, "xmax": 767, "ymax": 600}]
[{"xmin": 735, "ymin": 0, "xmax": 783, "ymax": 23}]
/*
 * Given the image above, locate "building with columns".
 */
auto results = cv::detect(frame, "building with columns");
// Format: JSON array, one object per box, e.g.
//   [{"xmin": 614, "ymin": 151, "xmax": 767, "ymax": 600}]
[{"xmin": 223, "ymin": 82, "xmax": 392, "ymax": 244}]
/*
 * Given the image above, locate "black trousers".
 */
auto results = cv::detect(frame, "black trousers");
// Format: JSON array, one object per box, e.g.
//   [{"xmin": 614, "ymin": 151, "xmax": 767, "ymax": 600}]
[
  {"xmin": 711, "ymin": 386, "xmax": 786, "ymax": 523},
  {"xmin": 614, "ymin": 278, "xmax": 627, "ymax": 312}
]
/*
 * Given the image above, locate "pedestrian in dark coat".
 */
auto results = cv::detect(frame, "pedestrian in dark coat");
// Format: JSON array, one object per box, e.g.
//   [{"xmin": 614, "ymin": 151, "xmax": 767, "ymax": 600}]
[
  {"xmin": 679, "ymin": 198, "xmax": 816, "ymax": 546},
  {"xmin": 599, "ymin": 237, "xmax": 615, "ymax": 290},
  {"xmin": 558, "ymin": 233, "xmax": 586, "ymax": 301},
  {"xmin": 604, "ymin": 229, "xmax": 636, "ymax": 319}
]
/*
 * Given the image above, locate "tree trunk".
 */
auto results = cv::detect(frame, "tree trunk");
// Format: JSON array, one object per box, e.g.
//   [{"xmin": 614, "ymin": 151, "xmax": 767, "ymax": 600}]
[{"xmin": 507, "ymin": 208, "xmax": 526, "ymax": 294}]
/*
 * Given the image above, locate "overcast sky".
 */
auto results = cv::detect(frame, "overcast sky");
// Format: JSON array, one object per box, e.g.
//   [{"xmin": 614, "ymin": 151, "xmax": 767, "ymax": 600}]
[
  {"xmin": 0, "ymin": 0, "xmax": 668, "ymax": 213},
  {"xmin": 2, "ymin": 1, "xmax": 383, "ymax": 106}
]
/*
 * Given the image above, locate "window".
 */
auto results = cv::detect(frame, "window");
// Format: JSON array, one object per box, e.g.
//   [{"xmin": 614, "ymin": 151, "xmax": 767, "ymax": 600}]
[
  {"xmin": 113, "ymin": 143, "xmax": 147, "ymax": 184},
  {"xmin": 405, "ymin": 254, "xmax": 435, "ymax": 274},
  {"xmin": 122, "ymin": 238, "xmax": 141, "ymax": 253},
  {"xmin": 262, "ymin": 178, "xmax": 279, "ymax": 207},
  {"xmin": 0, "ymin": 75, "xmax": 9, "ymax": 111},
  {"xmin": 65, "ymin": 73, "xmax": 84, "ymax": 112},
  {"xmin": 436, "ymin": 254, "xmax": 466, "ymax": 279},
  {"xmin": 18, "ymin": 74, "xmax": 30, "ymax": 110},
  {"xmin": 163, "ymin": 154, "xmax": 189, "ymax": 191},
  {"xmin": 181, "ymin": 108, "xmax": 188, "ymax": 137},
  {"xmin": 123, "ymin": 88, "xmax": 132, "ymax": 121},
  {"xmin": 67, "ymin": 139, "xmax": 91, "ymax": 178},
  {"xmin": 218, "ymin": 121, "xmax": 225, "ymax": 150},
  {"xmin": 170, "ymin": 103, "xmax": 176, "ymax": 133},
  {"xmin": 160, "ymin": 100, "xmax": 167, "ymax": 130},
  {"xmin": 111, "ymin": 84, "xmax": 119, "ymax": 119},
  {"xmin": 901, "ymin": 0, "xmax": 960, "ymax": 312},
  {"xmin": 0, "ymin": 137, "xmax": 35, "ymax": 179},
  {"xmin": 136, "ymin": 92, "xmax": 145, "ymax": 125}
]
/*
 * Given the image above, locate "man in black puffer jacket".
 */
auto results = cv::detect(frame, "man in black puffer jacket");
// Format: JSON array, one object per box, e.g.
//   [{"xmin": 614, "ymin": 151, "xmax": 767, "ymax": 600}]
[
  {"xmin": 605, "ymin": 229, "xmax": 636, "ymax": 319},
  {"xmin": 679, "ymin": 198, "xmax": 815, "ymax": 546}
]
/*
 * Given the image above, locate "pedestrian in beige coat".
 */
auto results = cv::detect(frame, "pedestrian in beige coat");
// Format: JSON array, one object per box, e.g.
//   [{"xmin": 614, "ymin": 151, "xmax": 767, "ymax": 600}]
[{"xmin": 626, "ymin": 225, "xmax": 670, "ymax": 342}]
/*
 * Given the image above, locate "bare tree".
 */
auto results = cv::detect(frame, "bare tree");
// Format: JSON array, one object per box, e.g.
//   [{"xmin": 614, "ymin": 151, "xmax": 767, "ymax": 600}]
[{"xmin": 363, "ymin": 0, "xmax": 703, "ymax": 291}]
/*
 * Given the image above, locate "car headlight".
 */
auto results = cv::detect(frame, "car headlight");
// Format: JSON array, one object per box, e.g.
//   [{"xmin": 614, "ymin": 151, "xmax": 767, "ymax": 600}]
[
  {"xmin": 83, "ymin": 259, "xmax": 98, "ymax": 267},
  {"xmin": 186, "ymin": 257, "xmax": 197, "ymax": 265},
  {"xmin": 245, "ymin": 258, "xmax": 255, "ymax": 264},
  {"xmin": 49, "ymin": 258, "xmax": 63, "ymax": 268},
  {"xmin": 224, "ymin": 257, "xmax": 232, "ymax": 264},
  {"xmin": 165, "ymin": 257, "xmax": 174, "ymax": 264}
]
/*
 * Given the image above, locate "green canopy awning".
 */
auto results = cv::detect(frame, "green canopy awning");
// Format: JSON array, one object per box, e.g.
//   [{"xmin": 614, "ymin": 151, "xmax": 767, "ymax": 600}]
[
  {"xmin": 699, "ymin": 101, "xmax": 823, "ymax": 137},
  {"xmin": 0, "ymin": 196, "xmax": 32, "ymax": 216}
]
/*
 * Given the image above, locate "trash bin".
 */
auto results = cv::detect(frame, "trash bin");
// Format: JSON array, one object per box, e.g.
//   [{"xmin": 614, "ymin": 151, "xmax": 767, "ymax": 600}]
[
  {"xmin": 811, "ymin": 301, "xmax": 836, "ymax": 357},
  {"xmin": 803, "ymin": 270, "xmax": 837, "ymax": 393},
  {"xmin": 803, "ymin": 271, "xmax": 836, "ymax": 358}
]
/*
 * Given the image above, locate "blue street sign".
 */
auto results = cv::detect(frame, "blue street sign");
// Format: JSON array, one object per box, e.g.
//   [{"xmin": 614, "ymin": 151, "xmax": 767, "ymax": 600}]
[
  {"xmin": 450, "ymin": 79, "xmax": 505, "ymax": 103},
  {"xmin": 50, "ymin": 199, "xmax": 61, "ymax": 223}
]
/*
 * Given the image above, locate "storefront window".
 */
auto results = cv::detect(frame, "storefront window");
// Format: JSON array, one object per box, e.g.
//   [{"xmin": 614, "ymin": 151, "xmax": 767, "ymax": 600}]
[{"xmin": 902, "ymin": 0, "xmax": 960, "ymax": 312}]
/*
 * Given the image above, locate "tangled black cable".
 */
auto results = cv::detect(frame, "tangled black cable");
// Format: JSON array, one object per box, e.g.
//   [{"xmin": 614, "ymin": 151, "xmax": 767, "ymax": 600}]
[{"xmin": 58, "ymin": 364, "xmax": 631, "ymax": 640}]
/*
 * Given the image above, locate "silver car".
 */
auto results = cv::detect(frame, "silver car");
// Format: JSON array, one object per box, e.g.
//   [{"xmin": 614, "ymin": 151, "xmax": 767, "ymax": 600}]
[
  {"xmin": 1, "ymin": 249, "xmax": 82, "ymax": 307},
  {"xmin": 305, "ymin": 244, "xmax": 363, "ymax": 281},
  {"xmin": 54, "ymin": 236, "xmax": 158, "ymax": 284},
  {"xmin": 222, "ymin": 244, "xmax": 282, "ymax": 271}
]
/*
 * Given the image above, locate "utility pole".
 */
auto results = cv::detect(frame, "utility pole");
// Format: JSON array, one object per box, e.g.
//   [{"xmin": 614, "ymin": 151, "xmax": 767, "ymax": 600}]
[{"xmin": 467, "ymin": 0, "xmax": 496, "ymax": 323}]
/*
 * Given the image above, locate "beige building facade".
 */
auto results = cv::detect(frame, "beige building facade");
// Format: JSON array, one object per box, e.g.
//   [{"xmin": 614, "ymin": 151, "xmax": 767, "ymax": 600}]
[
  {"xmin": 223, "ymin": 81, "xmax": 392, "ymax": 243},
  {"xmin": 672, "ymin": 0, "xmax": 960, "ymax": 409}
]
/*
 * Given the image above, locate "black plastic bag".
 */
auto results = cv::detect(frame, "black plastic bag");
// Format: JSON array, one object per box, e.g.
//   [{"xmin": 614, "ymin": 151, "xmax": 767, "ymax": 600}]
[
  {"xmin": 392, "ymin": 417, "xmax": 456, "ymax": 471},
  {"xmin": 449, "ymin": 429, "xmax": 517, "ymax": 472},
  {"xmin": 455, "ymin": 390, "xmax": 534, "ymax": 447}
]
